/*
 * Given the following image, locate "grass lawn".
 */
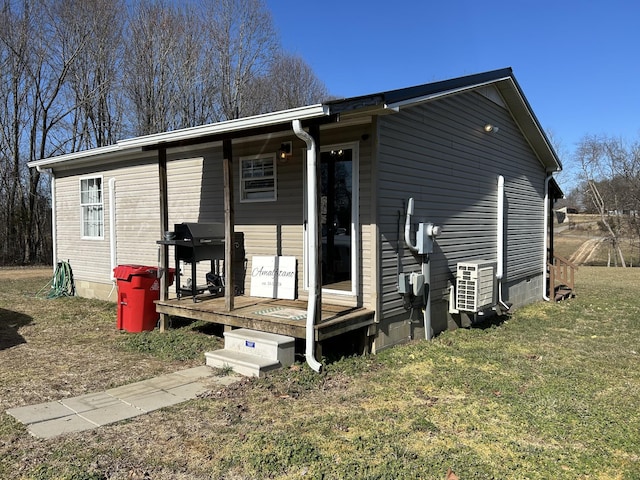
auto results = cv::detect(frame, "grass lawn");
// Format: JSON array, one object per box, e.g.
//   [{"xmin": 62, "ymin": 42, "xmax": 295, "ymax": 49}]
[{"xmin": 1, "ymin": 267, "xmax": 639, "ymax": 479}]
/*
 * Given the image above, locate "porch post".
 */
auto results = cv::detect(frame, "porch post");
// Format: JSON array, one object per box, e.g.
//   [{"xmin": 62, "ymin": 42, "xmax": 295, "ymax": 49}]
[
  {"xmin": 548, "ymin": 194, "xmax": 555, "ymax": 262},
  {"xmin": 223, "ymin": 138, "xmax": 235, "ymax": 312},
  {"xmin": 158, "ymin": 146, "xmax": 170, "ymax": 332}
]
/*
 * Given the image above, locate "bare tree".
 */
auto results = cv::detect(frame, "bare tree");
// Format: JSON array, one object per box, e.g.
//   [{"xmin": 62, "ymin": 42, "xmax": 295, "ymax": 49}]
[
  {"xmin": 203, "ymin": 0, "xmax": 278, "ymax": 120},
  {"xmin": 123, "ymin": 0, "xmax": 185, "ymax": 135},
  {"xmin": 0, "ymin": 0, "xmax": 31, "ymax": 263},
  {"xmin": 0, "ymin": 0, "xmax": 97, "ymax": 263},
  {"xmin": 61, "ymin": 0, "xmax": 125, "ymax": 149},
  {"xmin": 246, "ymin": 52, "xmax": 329, "ymax": 116},
  {"xmin": 0, "ymin": 0, "xmax": 331, "ymax": 265},
  {"xmin": 166, "ymin": 6, "xmax": 222, "ymax": 129},
  {"xmin": 575, "ymin": 134, "xmax": 640, "ymax": 267}
]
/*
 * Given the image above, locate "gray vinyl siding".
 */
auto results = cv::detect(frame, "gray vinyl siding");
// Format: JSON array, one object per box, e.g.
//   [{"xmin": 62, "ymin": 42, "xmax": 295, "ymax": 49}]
[{"xmin": 377, "ymin": 88, "xmax": 546, "ymax": 319}]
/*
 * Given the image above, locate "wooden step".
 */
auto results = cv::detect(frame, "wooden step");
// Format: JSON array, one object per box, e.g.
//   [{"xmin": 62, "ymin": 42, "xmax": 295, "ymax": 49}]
[{"xmin": 555, "ymin": 288, "xmax": 573, "ymax": 301}]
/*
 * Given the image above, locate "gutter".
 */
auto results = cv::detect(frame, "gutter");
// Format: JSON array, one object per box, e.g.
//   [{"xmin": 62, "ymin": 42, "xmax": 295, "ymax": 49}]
[
  {"xmin": 36, "ymin": 165, "xmax": 56, "ymax": 274},
  {"xmin": 292, "ymin": 119, "xmax": 323, "ymax": 373},
  {"xmin": 28, "ymin": 105, "xmax": 330, "ymax": 170}
]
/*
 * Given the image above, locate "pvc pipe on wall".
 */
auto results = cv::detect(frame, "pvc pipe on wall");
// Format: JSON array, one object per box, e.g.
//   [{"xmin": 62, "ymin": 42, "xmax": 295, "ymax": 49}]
[
  {"xmin": 495, "ymin": 175, "xmax": 510, "ymax": 311},
  {"xmin": 404, "ymin": 198, "xmax": 418, "ymax": 253},
  {"xmin": 293, "ymin": 119, "xmax": 323, "ymax": 373},
  {"xmin": 109, "ymin": 178, "xmax": 117, "ymax": 281},
  {"xmin": 496, "ymin": 175, "xmax": 504, "ymax": 281},
  {"xmin": 422, "ymin": 260, "xmax": 432, "ymax": 340}
]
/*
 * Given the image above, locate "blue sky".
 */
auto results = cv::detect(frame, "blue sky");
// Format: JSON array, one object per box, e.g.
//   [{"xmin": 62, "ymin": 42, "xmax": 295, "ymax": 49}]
[{"xmin": 265, "ymin": 0, "xmax": 640, "ymax": 189}]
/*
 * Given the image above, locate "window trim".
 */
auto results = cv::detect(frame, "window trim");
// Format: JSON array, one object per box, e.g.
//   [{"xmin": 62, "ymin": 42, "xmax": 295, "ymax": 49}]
[
  {"xmin": 79, "ymin": 175, "xmax": 104, "ymax": 240},
  {"xmin": 239, "ymin": 153, "xmax": 277, "ymax": 203}
]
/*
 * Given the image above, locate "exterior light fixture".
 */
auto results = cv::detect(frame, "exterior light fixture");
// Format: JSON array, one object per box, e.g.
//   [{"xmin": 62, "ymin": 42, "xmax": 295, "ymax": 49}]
[
  {"xmin": 278, "ymin": 141, "xmax": 292, "ymax": 161},
  {"xmin": 484, "ymin": 124, "xmax": 499, "ymax": 133}
]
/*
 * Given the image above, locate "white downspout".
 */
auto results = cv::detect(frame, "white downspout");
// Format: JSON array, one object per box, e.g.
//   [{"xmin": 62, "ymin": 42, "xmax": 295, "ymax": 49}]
[
  {"xmin": 109, "ymin": 178, "xmax": 117, "ymax": 279},
  {"xmin": 36, "ymin": 166, "xmax": 56, "ymax": 274},
  {"xmin": 496, "ymin": 175, "xmax": 508, "ymax": 310},
  {"xmin": 293, "ymin": 119, "xmax": 323, "ymax": 372},
  {"xmin": 542, "ymin": 173, "xmax": 553, "ymax": 301},
  {"xmin": 496, "ymin": 176, "xmax": 504, "ymax": 281},
  {"xmin": 108, "ymin": 178, "xmax": 117, "ymax": 299}
]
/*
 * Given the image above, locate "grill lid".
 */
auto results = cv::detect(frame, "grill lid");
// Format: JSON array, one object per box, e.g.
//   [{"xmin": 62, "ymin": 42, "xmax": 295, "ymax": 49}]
[{"xmin": 174, "ymin": 222, "xmax": 225, "ymax": 245}]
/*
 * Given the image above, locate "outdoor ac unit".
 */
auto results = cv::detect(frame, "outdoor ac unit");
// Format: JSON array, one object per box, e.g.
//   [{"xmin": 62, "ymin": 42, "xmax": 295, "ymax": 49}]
[{"xmin": 455, "ymin": 260, "xmax": 496, "ymax": 312}]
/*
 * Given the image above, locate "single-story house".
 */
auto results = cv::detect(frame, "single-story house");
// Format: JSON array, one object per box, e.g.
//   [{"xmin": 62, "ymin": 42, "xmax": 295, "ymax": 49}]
[{"xmin": 29, "ymin": 67, "xmax": 563, "ymax": 371}]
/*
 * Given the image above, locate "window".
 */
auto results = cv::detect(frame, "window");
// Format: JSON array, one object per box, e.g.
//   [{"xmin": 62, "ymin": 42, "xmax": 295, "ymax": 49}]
[
  {"xmin": 80, "ymin": 177, "xmax": 103, "ymax": 238},
  {"xmin": 240, "ymin": 154, "xmax": 276, "ymax": 202}
]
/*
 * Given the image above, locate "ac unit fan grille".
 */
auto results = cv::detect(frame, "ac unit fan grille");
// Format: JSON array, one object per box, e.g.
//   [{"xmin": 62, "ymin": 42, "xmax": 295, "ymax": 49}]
[{"xmin": 455, "ymin": 261, "xmax": 496, "ymax": 312}]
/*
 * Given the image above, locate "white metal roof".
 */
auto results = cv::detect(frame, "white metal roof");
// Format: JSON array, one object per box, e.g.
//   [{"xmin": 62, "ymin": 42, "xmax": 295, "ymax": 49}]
[{"xmin": 28, "ymin": 104, "xmax": 329, "ymax": 169}]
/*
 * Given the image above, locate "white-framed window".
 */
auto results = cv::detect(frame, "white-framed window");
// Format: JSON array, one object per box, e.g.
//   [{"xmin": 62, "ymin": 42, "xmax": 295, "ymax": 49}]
[
  {"xmin": 240, "ymin": 153, "xmax": 277, "ymax": 202},
  {"xmin": 80, "ymin": 176, "xmax": 104, "ymax": 239}
]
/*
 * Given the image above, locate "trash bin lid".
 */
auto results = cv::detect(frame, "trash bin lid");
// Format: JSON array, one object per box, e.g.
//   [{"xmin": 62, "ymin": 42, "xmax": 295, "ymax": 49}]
[{"xmin": 113, "ymin": 264, "xmax": 158, "ymax": 281}]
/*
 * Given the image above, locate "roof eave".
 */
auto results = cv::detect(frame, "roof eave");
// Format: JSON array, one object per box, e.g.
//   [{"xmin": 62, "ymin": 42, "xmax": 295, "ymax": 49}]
[{"xmin": 29, "ymin": 104, "xmax": 330, "ymax": 170}]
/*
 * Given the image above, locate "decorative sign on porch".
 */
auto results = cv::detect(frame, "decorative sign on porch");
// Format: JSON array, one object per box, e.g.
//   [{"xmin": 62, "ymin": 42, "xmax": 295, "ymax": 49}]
[{"xmin": 250, "ymin": 256, "xmax": 297, "ymax": 300}]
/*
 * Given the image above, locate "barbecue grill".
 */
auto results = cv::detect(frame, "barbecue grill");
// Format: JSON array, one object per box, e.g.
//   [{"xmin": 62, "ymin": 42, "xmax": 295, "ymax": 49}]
[{"xmin": 158, "ymin": 222, "xmax": 245, "ymax": 300}]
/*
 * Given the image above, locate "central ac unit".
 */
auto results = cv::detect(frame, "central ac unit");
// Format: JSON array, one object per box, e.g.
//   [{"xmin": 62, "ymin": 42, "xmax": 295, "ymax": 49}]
[{"xmin": 455, "ymin": 260, "xmax": 496, "ymax": 312}]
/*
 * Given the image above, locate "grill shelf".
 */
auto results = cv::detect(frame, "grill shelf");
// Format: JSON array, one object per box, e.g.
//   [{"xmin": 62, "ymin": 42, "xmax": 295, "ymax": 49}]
[{"xmin": 158, "ymin": 223, "xmax": 245, "ymax": 301}]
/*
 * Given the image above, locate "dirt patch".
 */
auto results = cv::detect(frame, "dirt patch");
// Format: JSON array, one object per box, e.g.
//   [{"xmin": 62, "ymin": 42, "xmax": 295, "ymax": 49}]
[{"xmin": 568, "ymin": 237, "xmax": 606, "ymax": 265}]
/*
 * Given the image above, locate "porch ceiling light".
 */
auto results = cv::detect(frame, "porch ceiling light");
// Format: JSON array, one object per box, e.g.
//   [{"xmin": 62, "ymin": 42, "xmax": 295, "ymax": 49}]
[{"xmin": 484, "ymin": 123, "xmax": 499, "ymax": 133}]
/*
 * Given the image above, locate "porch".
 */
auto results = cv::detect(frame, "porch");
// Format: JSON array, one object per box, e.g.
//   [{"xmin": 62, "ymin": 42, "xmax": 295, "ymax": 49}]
[{"xmin": 155, "ymin": 295, "xmax": 376, "ymax": 344}]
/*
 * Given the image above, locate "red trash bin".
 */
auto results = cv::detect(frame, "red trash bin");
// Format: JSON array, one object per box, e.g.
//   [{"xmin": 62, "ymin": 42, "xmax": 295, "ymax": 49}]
[{"xmin": 113, "ymin": 265, "xmax": 175, "ymax": 332}]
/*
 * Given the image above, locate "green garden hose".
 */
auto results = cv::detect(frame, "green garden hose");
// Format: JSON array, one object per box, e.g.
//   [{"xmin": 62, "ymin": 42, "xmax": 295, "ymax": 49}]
[{"xmin": 36, "ymin": 261, "xmax": 76, "ymax": 299}]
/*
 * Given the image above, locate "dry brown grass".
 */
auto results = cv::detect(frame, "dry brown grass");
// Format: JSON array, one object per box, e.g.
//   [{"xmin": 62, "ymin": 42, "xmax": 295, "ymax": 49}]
[
  {"xmin": 0, "ymin": 266, "xmax": 52, "ymax": 280},
  {"xmin": 2, "ymin": 267, "xmax": 640, "ymax": 478},
  {"xmin": 0, "ymin": 272, "xmax": 203, "ymax": 409}
]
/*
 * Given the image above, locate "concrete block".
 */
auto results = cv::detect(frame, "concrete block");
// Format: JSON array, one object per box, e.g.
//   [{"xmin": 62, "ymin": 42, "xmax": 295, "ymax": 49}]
[
  {"xmin": 119, "ymin": 389, "xmax": 187, "ymax": 413},
  {"xmin": 205, "ymin": 350, "xmax": 280, "ymax": 377},
  {"xmin": 166, "ymin": 381, "xmax": 210, "ymax": 400},
  {"xmin": 106, "ymin": 382, "xmax": 159, "ymax": 400},
  {"xmin": 28, "ymin": 415, "xmax": 97, "ymax": 439},
  {"xmin": 175, "ymin": 366, "xmax": 215, "ymax": 380},
  {"xmin": 7, "ymin": 401, "xmax": 75, "ymax": 425},
  {"xmin": 224, "ymin": 329, "xmax": 295, "ymax": 366},
  {"xmin": 78, "ymin": 402, "xmax": 143, "ymax": 426},
  {"xmin": 143, "ymin": 373, "xmax": 196, "ymax": 390},
  {"xmin": 61, "ymin": 392, "xmax": 123, "ymax": 414}
]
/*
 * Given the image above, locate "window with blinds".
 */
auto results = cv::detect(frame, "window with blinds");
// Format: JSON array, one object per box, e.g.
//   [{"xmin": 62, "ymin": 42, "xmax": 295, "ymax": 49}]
[{"xmin": 80, "ymin": 177, "xmax": 104, "ymax": 238}]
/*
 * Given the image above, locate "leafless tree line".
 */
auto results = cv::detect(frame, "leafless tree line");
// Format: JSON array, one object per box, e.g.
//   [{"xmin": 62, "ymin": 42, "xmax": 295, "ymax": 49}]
[
  {"xmin": 0, "ymin": 0, "xmax": 328, "ymax": 265},
  {"xmin": 570, "ymin": 135, "xmax": 640, "ymax": 266}
]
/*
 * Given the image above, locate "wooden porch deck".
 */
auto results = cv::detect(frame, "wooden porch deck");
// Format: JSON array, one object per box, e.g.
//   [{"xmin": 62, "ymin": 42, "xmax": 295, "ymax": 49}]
[{"xmin": 155, "ymin": 295, "xmax": 376, "ymax": 342}]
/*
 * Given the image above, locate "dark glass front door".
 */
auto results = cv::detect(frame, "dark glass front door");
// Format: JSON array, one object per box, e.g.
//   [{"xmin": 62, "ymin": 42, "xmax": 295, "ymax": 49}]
[{"xmin": 320, "ymin": 148, "xmax": 352, "ymax": 290}]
